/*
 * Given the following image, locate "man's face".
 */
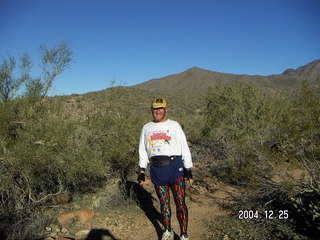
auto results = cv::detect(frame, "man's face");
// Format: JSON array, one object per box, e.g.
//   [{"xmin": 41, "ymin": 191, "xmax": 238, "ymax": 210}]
[{"xmin": 152, "ymin": 107, "xmax": 168, "ymax": 122}]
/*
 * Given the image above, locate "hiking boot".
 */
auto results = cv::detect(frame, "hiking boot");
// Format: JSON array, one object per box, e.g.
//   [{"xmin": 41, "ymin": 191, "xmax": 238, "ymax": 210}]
[
  {"xmin": 180, "ymin": 233, "xmax": 189, "ymax": 240},
  {"xmin": 161, "ymin": 229, "xmax": 174, "ymax": 240}
]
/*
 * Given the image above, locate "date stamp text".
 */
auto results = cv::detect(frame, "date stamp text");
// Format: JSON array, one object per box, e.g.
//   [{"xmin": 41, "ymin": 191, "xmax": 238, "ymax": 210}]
[{"xmin": 238, "ymin": 210, "xmax": 289, "ymax": 220}]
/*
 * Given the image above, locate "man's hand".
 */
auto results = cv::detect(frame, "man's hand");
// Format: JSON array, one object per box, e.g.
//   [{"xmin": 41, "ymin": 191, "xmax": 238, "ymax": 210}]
[
  {"xmin": 137, "ymin": 172, "xmax": 146, "ymax": 186},
  {"xmin": 184, "ymin": 169, "xmax": 193, "ymax": 185}
]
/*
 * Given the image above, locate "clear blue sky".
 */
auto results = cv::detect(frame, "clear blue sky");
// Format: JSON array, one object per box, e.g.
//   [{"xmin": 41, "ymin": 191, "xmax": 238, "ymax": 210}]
[{"xmin": 1, "ymin": 0, "xmax": 319, "ymax": 96}]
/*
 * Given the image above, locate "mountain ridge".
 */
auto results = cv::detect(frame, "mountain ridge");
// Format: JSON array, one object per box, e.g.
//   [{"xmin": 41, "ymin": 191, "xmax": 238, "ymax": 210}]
[{"xmin": 132, "ymin": 59, "xmax": 320, "ymax": 95}]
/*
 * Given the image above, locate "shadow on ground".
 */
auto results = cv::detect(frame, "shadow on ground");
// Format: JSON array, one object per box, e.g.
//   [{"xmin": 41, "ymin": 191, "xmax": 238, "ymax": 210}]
[
  {"xmin": 85, "ymin": 228, "xmax": 119, "ymax": 240},
  {"xmin": 122, "ymin": 181, "xmax": 166, "ymax": 239}
]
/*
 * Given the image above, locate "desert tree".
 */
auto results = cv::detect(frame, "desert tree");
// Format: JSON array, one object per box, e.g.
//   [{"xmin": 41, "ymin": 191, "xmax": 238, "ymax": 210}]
[
  {"xmin": 38, "ymin": 41, "xmax": 72, "ymax": 98},
  {"xmin": 0, "ymin": 53, "xmax": 31, "ymax": 102},
  {"xmin": 0, "ymin": 41, "xmax": 72, "ymax": 102}
]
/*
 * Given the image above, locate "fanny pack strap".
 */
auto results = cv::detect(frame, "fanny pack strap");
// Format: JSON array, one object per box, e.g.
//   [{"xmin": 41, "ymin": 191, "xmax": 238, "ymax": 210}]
[{"xmin": 150, "ymin": 155, "xmax": 181, "ymax": 167}]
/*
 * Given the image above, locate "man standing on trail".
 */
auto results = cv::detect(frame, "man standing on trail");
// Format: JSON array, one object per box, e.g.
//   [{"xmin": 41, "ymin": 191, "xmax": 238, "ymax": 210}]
[{"xmin": 137, "ymin": 98, "xmax": 193, "ymax": 240}]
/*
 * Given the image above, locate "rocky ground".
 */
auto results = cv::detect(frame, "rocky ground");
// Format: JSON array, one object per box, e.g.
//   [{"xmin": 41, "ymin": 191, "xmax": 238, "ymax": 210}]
[
  {"xmin": 40, "ymin": 142, "xmax": 309, "ymax": 240},
  {"xmin": 43, "ymin": 175, "xmax": 240, "ymax": 240}
]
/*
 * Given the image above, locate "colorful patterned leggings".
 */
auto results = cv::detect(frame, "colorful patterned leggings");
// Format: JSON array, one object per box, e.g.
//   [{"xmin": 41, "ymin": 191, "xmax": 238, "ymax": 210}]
[{"xmin": 154, "ymin": 176, "xmax": 188, "ymax": 235}]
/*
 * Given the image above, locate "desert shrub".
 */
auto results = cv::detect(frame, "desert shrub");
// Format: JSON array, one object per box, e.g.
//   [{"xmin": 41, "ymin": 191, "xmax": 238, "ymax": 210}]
[
  {"xmin": 269, "ymin": 82, "xmax": 320, "ymax": 238},
  {"xmin": 202, "ymin": 82, "xmax": 320, "ymax": 239},
  {"xmin": 203, "ymin": 84, "xmax": 280, "ymax": 142},
  {"xmin": 205, "ymin": 215, "xmax": 273, "ymax": 240},
  {"xmin": 290, "ymin": 180, "xmax": 320, "ymax": 238},
  {"xmin": 210, "ymin": 145, "xmax": 272, "ymax": 185},
  {"xmin": 202, "ymin": 85, "xmax": 280, "ymax": 185},
  {"xmin": 3, "ymin": 208, "xmax": 51, "ymax": 240},
  {"xmin": 0, "ymin": 99, "xmax": 111, "ymax": 239},
  {"xmin": 202, "ymin": 83, "xmax": 319, "ymax": 181},
  {"xmin": 86, "ymin": 86, "xmax": 147, "ymax": 179},
  {"xmin": 219, "ymin": 178, "xmax": 319, "ymax": 239},
  {"xmin": 275, "ymin": 81, "xmax": 320, "ymax": 163}
]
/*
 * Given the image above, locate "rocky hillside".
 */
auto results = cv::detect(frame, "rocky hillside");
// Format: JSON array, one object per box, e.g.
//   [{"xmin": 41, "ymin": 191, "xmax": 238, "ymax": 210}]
[
  {"xmin": 132, "ymin": 59, "xmax": 320, "ymax": 95},
  {"xmin": 282, "ymin": 59, "xmax": 320, "ymax": 81}
]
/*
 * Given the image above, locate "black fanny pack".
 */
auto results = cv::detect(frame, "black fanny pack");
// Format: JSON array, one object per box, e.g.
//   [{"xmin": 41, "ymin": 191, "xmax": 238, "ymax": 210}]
[{"xmin": 150, "ymin": 155, "xmax": 181, "ymax": 167}]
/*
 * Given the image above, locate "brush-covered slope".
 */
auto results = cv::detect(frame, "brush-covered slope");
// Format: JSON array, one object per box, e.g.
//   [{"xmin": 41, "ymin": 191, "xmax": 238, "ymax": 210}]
[{"xmin": 133, "ymin": 59, "xmax": 320, "ymax": 95}]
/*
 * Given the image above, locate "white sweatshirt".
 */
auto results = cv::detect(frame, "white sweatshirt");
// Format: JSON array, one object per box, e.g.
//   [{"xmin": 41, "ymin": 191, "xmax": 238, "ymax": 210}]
[{"xmin": 139, "ymin": 119, "xmax": 193, "ymax": 169}]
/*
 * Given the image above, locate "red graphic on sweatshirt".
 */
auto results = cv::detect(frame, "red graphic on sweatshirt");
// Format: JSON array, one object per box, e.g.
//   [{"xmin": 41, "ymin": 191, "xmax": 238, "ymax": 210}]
[{"xmin": 150, "ymin": 132, "xmax": 171, "ymax": 141}]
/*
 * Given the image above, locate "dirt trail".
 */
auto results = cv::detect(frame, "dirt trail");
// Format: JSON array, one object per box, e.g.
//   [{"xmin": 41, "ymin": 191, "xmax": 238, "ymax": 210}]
[
  {"xmin": 48, "ymin": 178, "xmax": 239, "ymax": 240},
  {"xmin": 93, "ymin": 180, "xmax": 237, "ymax": 240},
  {"xmin": 146, "ymin": 185, "xmax": 232, "ymax": 240},
  {"xmin": 129, "ymin": 188, "xmax": 219, "ymax": 240}
]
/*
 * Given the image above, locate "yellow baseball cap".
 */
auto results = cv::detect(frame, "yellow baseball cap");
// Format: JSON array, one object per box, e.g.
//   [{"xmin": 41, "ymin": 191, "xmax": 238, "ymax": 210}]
[{"xmin": 151, "ymin": 98, "xmax": 167, "ymax": 108}]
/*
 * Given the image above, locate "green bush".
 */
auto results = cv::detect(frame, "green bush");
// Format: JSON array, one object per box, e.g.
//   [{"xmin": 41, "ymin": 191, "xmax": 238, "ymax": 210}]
[
  {"xmin": 203, "ymin": 84, "xmax": 280, "ymax": 141},
  {"xmin": 0, "ymin": 98, "xmax": 110, "ymax": 239},
  {"xmin": 205, "ymin": 215, "xmax": 273, "ymax": 240},
  {"xmin": 290, "ymin": 180, "xmax": 320, "ymax": 238},
  {"xmin": 201, "ymin": 85, "xmax": 279, "ymax": 185},
  {"xmin": 275, "ymin": 81, "xmax": 320, "ymax": 164},
  {"xmin": 87, "ymin": 86, "xmax": 146, "ymax": 179},
  {"xmin": 202, "ymin": 82, "xmax": 320, "ymax": 239}
]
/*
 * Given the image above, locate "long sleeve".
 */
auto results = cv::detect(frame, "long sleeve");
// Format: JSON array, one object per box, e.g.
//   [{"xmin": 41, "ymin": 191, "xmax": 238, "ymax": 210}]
[
  {"xmin": 138, "ymin": 127, "xmax": 149, "ymax": 169},
  {"xmin": 177, "ymin": 124, "xmax": 193, "ymax": 169}
]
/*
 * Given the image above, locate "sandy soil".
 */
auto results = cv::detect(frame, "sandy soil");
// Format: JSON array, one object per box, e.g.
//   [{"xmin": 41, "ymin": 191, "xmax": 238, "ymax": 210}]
[
  {"xmin": 81, "ymin": 179, "xmax": 238, "ymax": 240},
  {"xmin": 45, "ymin": 177, "xmax": 241, "ymax": 240}
]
